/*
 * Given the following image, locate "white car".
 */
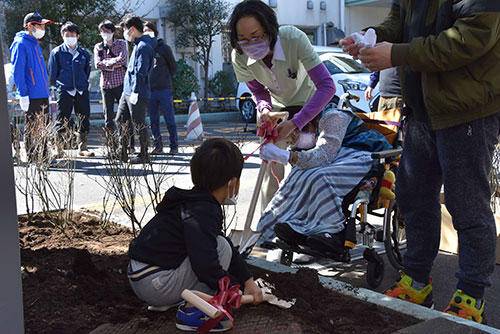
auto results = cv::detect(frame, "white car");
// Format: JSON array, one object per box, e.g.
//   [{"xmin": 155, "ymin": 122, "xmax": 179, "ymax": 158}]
[{"xmin": 236, "ymin": 46, "xmax": 379, "ymax": 123}]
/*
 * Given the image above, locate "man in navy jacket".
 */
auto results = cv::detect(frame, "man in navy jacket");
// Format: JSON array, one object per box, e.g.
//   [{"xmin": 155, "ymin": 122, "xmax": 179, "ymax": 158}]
[
  {"xmin": 116, "ymin": 14, "xmax": 157, "ymax": 164},
  {"xmin": 10, "ymin": 12, "xmax": 52, "ymax": 157},
  {"xmin": 48, "ymin": 21, "xmax": 94, "ymax": 157}
]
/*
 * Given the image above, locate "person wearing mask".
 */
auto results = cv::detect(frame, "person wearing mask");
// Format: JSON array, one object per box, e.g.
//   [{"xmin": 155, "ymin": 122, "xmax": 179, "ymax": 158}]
[
  {"xmin": 229, "ymin": 0, "xmax": 336, "ymax": 212},
  {"xmin": 143, "ymin": 22, "xmax": 178, "ymax": 155},
  {"xmin": 341, "ymin": 1, "xmax": 500, "ymax": 323},
  {"xmin": 48, "ymin": 21, "xmax": 93, "ymax": 157},
  {"xmin": 365, "ymin": 68, "xmax": 403, "ymax": 112},
  {"xmin": 94, "ymin": 20, "xmax": 128, "ymax": 135},
  {"xmin": 116, "ymin": 14, "xmax": 157, "ymax": 164},
  {"xmin": 9, "ymin": 12, "xmax": 52, "ymax": 158}
]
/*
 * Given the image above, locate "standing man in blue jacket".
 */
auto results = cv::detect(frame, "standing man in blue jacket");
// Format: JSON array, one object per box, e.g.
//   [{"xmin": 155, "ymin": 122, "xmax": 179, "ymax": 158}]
[
  {"xmin": 10, "ymin": 12, "xmax": 52, "ymax": 158},
  {"xmin": 48, "ymin": 22, "xmax": 94, "ymax": 157},
  {"xmin": 116, "ymin": 14, "xmax": 157, "ymax": 164}
]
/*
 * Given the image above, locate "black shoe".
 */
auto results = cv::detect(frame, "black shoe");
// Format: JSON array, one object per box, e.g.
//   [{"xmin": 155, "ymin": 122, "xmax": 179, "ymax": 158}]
[
  {"xmin": 274, "ymin": 223, "xmax": 308, "ymax": 247},
  {"xmin": 306, "ymin": 230, "xmax": 345, "ymax": 254},
  {"xmin": 129, "ymin": 154, "xmax": 150, "ymax": 164},
  {"xmin": 168, "ymin": 147, "xmax": 178, "ymax": 156},
  {"xmin": 151, "ymin": 144, "xmax": 163, "ymax": 155}
]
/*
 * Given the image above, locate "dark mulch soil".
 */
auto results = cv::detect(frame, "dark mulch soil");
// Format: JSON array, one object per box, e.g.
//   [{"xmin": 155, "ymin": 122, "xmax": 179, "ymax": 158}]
[{"xmin": 20, "ymin": 211, "xmax": 419, "ymax": 334}]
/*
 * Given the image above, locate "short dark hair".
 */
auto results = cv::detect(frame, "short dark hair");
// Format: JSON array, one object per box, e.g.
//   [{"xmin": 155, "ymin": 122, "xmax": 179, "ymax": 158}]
[
  {"xmin": 120, "ymin": 14, "xmax": 143, "ymax": 33},
  {"xmin": 228, "ymin": 0, "xmax": 279, "ymax": 53},
  {"xmin": 190, "ymin": 138, "xmax": 244, "ymax": 192},
  {"xmin": 99, "ymin": 20, "xmax": 116, "ymax": 33},
  {"xmin": 144, "ymin": 21, "xmax": 158, "ymax": 37},
  {"xmin": 61, "ymin": 21, "xmax": 80, "ymax": 35}
]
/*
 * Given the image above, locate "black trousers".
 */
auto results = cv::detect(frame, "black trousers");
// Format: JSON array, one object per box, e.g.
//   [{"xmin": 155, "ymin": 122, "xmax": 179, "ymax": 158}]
[
  {"xmin": 55, "ymin": 89, "xmax": 90, "ymax": 134},
  {"xmin": 25, "ymin": 98, "xmax": 49, "ymax": 157},
  {"xmin": 116, "ymin": 93, "xmax": 149, "ymax": 154},
  {"xmin": 101, "ymin": 85, "xmax": 123, "ymax": 131}
]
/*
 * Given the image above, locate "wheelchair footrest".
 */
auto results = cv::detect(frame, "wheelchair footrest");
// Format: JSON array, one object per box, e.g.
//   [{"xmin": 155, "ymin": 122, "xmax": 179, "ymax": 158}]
[{"xmin": 266, "ymin": 239, "xmax": 351, "ymax": 263}]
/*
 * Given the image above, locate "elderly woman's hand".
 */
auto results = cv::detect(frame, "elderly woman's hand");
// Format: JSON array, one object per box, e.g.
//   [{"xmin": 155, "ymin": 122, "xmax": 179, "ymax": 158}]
[{"xmin": 275, "ymin": 120, "xmax": 297, "ymax": 143}]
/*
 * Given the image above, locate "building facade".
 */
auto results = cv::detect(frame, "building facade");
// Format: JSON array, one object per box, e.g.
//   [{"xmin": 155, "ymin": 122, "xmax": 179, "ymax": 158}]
[{"xmin": 118, "ymin": 0, "xmax": 391, "ymax": 97}]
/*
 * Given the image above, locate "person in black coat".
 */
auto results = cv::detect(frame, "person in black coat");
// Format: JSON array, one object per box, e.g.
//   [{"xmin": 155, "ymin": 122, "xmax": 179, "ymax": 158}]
[
  {"xmin": 128, "ymin": 138, "xmax": 263, "ymax": 332},
  {"xmin": 144, "ymin": 22, "xmax": 179, "ymax": 155}
]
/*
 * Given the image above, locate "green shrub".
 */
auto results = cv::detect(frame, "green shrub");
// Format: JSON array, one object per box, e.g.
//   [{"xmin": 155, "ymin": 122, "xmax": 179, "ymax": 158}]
[
  {"xmin": 208, "ymin": 70, "xmax": 236, "ymax": 97},
  {"xmin": 172, "ymin": 59, "xmax": 200, "ymax": 101}
]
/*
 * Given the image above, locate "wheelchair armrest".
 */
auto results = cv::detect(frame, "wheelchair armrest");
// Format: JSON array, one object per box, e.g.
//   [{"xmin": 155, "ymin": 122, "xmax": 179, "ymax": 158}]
[{"xmin": 371, "ymin": 148, "xmax": 403, "ymax": 160}]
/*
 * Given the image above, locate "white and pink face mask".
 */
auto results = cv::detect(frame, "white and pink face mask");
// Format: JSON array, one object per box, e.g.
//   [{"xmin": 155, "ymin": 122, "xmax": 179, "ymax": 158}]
[{"xmin": 240, "ymin": 39, "xmax": 271, "ymax": 60}]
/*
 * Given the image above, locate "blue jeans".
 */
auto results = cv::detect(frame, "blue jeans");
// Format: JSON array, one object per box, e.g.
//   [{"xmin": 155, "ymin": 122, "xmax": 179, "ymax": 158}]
[
  {"xmin": 148, "ymin": 89, "xmax": 178, "ymax": 149},
  {"xmin": 397, "ymin": 112, "xmax": 500, "ymax": 299}
]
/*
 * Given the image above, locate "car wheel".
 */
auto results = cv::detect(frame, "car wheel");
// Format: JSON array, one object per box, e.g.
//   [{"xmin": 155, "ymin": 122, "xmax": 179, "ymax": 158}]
[{"xmin": 239, "ymin": 98, "xmax": 256, "ymax": 123}]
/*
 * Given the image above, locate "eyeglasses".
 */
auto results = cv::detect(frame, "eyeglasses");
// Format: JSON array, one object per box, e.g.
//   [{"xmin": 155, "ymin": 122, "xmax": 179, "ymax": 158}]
[{"xmin": 237, "ymin": 33, "xmax": 267, "ymax": 46}]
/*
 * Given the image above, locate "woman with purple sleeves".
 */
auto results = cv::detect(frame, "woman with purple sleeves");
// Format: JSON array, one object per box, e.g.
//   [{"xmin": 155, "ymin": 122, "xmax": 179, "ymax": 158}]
[{"xmin": 229, "ymin": 0, "xmax": 336, "ymax": 211}]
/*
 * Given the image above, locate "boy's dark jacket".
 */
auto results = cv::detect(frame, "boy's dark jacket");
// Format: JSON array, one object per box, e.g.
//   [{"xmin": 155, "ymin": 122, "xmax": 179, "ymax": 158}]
[{"xmin": 129, "ymin": 186, "xmax": 252, "ymax": 291}]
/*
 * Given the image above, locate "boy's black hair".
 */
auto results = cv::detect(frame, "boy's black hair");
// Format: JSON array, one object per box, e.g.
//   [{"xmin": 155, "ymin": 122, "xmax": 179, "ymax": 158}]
[
  {"xmin": 120, "ymin": 14, "xmax": 144, "ymax": 33},
  {"xmin": 99, "ymin": 20, "xmax": 116, "ymax": 33},
  {"xmin": 228, "ymin": 0, "xmax": 279, "ymax": 53},
  {"xmin": 61, "ymin": 21, "xmax": 80, "ymax": 35},
  {"xmin": 190, "ymin": 138, "xmax": 244, "ymax": 192},
  {"xmin": 144, "ymin": 21, "xmax": 158, "ymax": 37}
]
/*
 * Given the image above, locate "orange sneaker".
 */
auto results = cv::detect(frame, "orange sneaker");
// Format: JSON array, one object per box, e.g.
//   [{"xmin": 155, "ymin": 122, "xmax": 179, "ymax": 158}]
[
  {"xmin": 444, "ymin": 290, "xmax": 485, "ymax": 324},
  {"xmin": 384, "ymin": 271, "xmax": 434, "ymax": 308}
]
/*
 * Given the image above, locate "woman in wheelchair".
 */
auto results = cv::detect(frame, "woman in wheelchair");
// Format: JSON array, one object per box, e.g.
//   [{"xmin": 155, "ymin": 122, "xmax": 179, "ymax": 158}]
[{"xmin": 257, "ymin": 107, "xmax": 392, "ymax": 255}]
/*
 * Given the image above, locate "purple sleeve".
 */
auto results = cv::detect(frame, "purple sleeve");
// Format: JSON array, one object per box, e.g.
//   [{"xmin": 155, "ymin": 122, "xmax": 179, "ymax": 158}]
[
  {"xmin": 291, "ymin": 63, "xmax": 336, "ymax": 130},
  {"xmin": 246, "ymin": 79, "xmax": 273, "ymax": 113},
  {"xmin": 369, "ymin": 71, "xmax": 379, "ymax": 89}
]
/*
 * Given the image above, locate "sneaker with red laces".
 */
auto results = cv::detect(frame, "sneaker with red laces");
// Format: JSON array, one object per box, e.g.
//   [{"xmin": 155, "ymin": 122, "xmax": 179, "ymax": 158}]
[
  {"xmin": 383, "ymin": 271, "xmax": 434, "ymax": 308},
  {"xmin": 444, "ymin": 290, "xmax": 485, "ymax": 324}
]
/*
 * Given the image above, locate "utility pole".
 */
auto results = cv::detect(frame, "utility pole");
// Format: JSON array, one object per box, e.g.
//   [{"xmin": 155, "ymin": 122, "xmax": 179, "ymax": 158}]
[{"xmin": 0, "ymin": 25, "xmax": 25, "ymax": 334}]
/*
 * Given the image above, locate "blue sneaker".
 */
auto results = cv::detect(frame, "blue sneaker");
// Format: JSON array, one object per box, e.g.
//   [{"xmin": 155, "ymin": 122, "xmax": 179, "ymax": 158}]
[{"xmin": 175, "ymin": 304, "xmax": 232, "ymax": 332}]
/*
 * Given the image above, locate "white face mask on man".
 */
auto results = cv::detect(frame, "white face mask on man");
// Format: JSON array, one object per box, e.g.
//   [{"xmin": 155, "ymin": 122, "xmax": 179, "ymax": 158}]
[
  {"xmin": 64, "ymin": 36, "xmax": 77, "ymax": 48},
  {"xmin": 32, "ymin": 27, "xmax": 45, "ymax": 39},
  {"xmin": 124, "ymin": 28, "xmax": 133, "ymax": 42},
  {"xmin": 222, "ymin": 180, "xmax": 238, "ymax": 205},
  {"xmin": 101, "ymin": 32, "xmax": 113, "ymax": 42},
  {"xmin": 143, "ymin": 31, "xmax": 155, "ymax": 38}
]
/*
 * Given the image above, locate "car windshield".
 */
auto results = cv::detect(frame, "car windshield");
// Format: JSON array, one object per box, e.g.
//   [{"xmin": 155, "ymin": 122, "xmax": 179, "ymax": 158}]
[{"xmin": 319, "ymin": 53, "xmax": 369, "ymax": 75}]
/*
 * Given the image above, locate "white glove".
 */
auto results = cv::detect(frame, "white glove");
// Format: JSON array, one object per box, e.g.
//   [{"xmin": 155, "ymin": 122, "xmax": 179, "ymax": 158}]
[
  {"xmin": 350, "ymin": 28, "xmax": 377, "ymax": 48},
  {"xmin": 129, "ymin": 92, "xmax": 139, "ymax": 105},
  {"xmin": 19, "ymin": 96, "xmax": 29, "ymax": 111},
  {"xmin": 260, "ymin": 143, "xmax": 290, "ymax": 165}
]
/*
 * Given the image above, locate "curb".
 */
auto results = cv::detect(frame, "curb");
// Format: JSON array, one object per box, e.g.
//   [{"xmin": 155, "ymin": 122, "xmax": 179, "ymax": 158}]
[{"xmin": 246, "ymin": 256, "xmax": 500, "ymax": 334}]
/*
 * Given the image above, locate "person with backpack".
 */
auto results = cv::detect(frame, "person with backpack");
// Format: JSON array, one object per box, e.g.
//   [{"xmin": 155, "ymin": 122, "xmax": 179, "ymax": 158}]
[
  {"xmin": 143, "ymin": 22, "xmax": 178, "ymax": 155},
  {"xmin": 94, "ymin": 20, "xmax": 128, "ymax": 134}
]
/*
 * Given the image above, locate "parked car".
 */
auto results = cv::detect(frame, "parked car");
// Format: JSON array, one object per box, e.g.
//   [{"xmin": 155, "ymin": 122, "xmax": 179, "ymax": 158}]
[{"xmin": 236, "ymin": 46, "xmax": 379, "ymax": 123}]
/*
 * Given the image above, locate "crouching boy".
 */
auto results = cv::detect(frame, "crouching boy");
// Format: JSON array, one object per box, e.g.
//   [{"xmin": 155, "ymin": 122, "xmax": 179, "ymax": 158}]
[{"xmin": 127, "ymin": 138, "xmax": 263, "ymax": 332}]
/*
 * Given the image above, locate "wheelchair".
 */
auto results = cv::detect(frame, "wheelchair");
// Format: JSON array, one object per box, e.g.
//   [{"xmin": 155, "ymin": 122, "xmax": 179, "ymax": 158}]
[{"xmin": 260, "ymin": 94, "xmax": 407, "ymax": 288}]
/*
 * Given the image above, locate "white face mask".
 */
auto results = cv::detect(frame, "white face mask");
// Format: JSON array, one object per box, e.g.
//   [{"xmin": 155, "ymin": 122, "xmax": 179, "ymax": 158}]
[
  {"xmin": 124, "ymin": 29, "xmax": 133, "ymax": 42},
  {"xmin": 101, "ymin": 32, "xmax": 113, "ymax": 42},
  {"xmin": 144, "ymin": 31, "xmax": 155, "ymax": 38},
  {"xmin": 222, "ymin": 180, "xmax": 238, "ymax": 205},
  {"xmin": 33, "ymin": 27, "xmax": 45, "ymax": 39},
  {"xmin": 64, "ymin": 36, "xmax": 77, "ymax": 48}
]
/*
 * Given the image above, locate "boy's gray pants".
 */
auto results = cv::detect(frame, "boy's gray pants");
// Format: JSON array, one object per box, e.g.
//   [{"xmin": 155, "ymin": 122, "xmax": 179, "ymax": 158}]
[{"xmin": 128, "ymin": 236, "xmax": 232, "ymax": 307}]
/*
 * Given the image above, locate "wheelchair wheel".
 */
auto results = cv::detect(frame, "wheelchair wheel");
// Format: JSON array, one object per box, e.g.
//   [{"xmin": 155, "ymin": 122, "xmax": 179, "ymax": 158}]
[
  {"xmin": 383, "ymin": 199, "xmax": 406, "ymax": 271},
  {"xmin": 279, "ymin": 249, "xmax": 293, "ymax": 266},
  {"xmin": 364, "ymin": 248, "xmax": 384, "ymax": 288}
]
